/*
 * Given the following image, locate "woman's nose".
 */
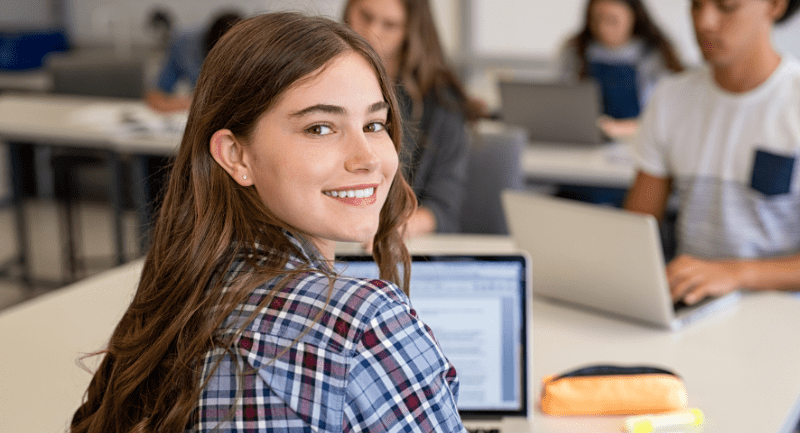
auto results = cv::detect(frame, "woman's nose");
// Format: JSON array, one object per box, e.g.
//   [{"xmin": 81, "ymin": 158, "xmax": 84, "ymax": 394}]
[{"xmin": 344, "ymin": 132, "xmax": 380, "ymax": 173}]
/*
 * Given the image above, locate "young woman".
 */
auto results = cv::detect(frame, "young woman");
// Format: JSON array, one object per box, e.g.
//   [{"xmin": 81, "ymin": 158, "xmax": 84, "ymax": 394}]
[
  {"xmin": 344, "ymin": 0, "xmax": 484, "ymax": 237},
  {"xmin": 71, "ymin": 12, "xmax": 466, "ymax": 433},
  {"xmin": 625, "ymin": 0, "xmax": 800, "ymax": 305},
  {"xmin": 561, "ymin": 0, "xmax": 684, "ymax": 138}
]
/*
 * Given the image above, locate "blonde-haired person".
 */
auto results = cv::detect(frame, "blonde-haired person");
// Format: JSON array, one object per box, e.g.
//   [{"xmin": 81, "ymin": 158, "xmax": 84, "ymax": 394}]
[
  {"xmin": 344, "ymin": 0, "xmax": 485, "ymax": 239},
  {"xmin": 625, "ymin": 0, "xmax": 800, "ymax": 306},
  {"xmin": 71, "ymin": 12, "xmax": 466, "ymax": 433}
]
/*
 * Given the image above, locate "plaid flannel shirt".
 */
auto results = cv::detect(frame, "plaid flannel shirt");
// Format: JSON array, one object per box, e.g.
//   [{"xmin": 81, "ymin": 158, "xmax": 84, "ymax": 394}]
[{"xmin": 189, "ymin": 233, "xmax": 466, "ymax": 432}]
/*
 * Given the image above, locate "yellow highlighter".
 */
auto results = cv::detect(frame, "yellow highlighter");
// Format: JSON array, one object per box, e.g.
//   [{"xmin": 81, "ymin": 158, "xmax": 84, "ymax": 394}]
[{"xmin": 623, "ymin": 408, "xmax": 704, "ymax": 433}]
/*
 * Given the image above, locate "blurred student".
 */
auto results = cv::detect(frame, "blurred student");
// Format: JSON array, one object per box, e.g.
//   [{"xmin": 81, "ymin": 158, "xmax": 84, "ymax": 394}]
[
  {"xmin": 625, "ymin": 0, "xmax": 800, "ymax": 305},
  {"xmin": 144, "ymin": 7, "xmax": 174, "ymax": 51},
  {"xmin": 344, "ymin": 0, "xmax": 484, "ymax": 237},
  {"xmin": 71, "ymin": 12, "xmax": 466, "ymax": 433},
  {"xmin": 145, "ymin": 10, "xmax": 242, "ymax": 113},
  {"xmin": 561, "ymin": 0, "xmax": 684, "ymax": 138}
]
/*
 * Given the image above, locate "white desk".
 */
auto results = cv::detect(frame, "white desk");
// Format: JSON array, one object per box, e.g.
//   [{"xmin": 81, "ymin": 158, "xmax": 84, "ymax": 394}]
[
  {"xmin": 530, "ymin": 295, "xmax": 800, "ymax": 433},
  {"xmin": 522, "ymin": 140, "xmax": 636, "ymax": 188},
  {"xmin": 0, "ymin": 93, "xmax": 182, "ymax": 281},
  {"xmin": 2, "ymin": 235, "xmax": 800, "ymax": 433},
  {"xmin": 0, "ymin": 70, "xmax": 53, "ymax": 93},
  {"xmin": 475, "ymin": 119, "xmax": 638, "ymax": 189},
  {"xmin": 0, "ymin": 259, "xmax": 142, "ymax": 433},
  {"xmin": 0, "ymin": 93, "xmax": 182, "ymax": 154}
]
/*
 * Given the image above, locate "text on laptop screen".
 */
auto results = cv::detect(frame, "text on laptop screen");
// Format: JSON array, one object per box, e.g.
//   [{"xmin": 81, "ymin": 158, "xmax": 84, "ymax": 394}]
[{"xmin": 334, "ymin": 256, "xmax": 526, "ymax": 413}]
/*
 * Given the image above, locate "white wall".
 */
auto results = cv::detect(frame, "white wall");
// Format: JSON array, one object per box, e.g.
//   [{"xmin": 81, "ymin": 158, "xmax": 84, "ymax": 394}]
[
  {"xmin": 467, "ymin": 0, "xmax": 800, "ymax": 65},
  {"xmin": 469, "ymin": 0, "xmax": 701, "ymax": 66},
  {"xmin": 50, "ymin": 0, "xmax": 800, "ymax": 66},
  {"xmin": 1, "ymin": 0, "xmax": 59, "ymax": 29},
  {"xmin": 62, "ymin": 0, "xmax": 460, "ymax": 54},
  {"xmin": 64, "ymin": 0, "xmax": 347, "ymax": 46},
  {"xmin": 774, "ymin": 10, "xmax": 800, "ymax": 59}
]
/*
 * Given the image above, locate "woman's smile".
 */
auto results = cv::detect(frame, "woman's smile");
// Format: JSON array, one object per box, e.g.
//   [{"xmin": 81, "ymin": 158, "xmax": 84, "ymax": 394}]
[{"xmin": 323, "ymin": 185, "xmax": 379, "ymax": 205}]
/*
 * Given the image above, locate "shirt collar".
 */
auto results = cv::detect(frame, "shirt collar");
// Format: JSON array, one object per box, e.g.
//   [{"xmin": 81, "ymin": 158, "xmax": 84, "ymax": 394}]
[{"xmin": 243, "ymin": 229, "xmax": 334, "ymax": 274}]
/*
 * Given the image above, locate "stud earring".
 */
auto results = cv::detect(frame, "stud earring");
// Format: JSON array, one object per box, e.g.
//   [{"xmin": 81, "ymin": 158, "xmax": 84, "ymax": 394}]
[{"xmin": 243, "ymin": 175, "xmax": 248, "ymax": 180}]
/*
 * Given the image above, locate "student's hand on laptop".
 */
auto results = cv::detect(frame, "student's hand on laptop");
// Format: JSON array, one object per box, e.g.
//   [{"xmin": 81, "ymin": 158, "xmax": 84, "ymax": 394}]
[
  {"xmin": 597, "ymin": 116, "xmax": 638, "ymax": 139},
  {"xmin": 666, "ymin": 255, "xmax": 744, "ymax": 305}
]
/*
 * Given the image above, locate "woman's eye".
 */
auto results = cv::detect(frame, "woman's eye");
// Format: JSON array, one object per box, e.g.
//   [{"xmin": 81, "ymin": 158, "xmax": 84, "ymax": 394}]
[
  {"xmin": 307, "ymin": 124, "xmax": 333, "ymax": 135},
  {"xmin": 364, "ymin": 121, "xmax": 386, "ymax": 133}
]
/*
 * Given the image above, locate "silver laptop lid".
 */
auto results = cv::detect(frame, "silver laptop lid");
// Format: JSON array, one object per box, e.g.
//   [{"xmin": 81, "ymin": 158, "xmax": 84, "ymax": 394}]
[
  {"xmin": 501, "ymin": 190, "xmax": 677, "ymax": 328},
  {"xmin": 334, "ymin": 254, "xmax": 530, "ymax": 418},
  {"xmin": 499, "ymin": 79, "xmax": 604, "ymax": 144}
]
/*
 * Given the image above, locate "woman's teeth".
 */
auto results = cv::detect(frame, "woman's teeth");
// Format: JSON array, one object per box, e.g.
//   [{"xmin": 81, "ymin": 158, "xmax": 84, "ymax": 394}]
[{"xmin": 324, "ymin": 187, "xmax": 375, "ymax": 198}]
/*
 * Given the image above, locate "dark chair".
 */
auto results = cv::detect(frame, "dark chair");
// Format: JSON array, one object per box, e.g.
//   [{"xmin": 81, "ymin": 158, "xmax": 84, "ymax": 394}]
[
  {"xmin": 51, "ymin": 150, "xmax": 108, "ymax": 281},
  {"xmin": 45, "ymin": 53, "xmax": 147, "ymax": 282},
  {"xmin": 460, "ymin": 125, "xmax": 527, "ymax": 234}
]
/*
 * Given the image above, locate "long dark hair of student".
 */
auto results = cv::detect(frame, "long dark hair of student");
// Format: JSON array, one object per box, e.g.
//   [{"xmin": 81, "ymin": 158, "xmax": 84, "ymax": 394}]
[
  {"xmin": 344, "ymin": 0, "xmax": 483, "ymax": 121},
  {"xmin": 70, "ymin": 12, "xmax": 416, "ymax": 433},
  {"xmin": 569, "ymin": 0, "xmax": 684, "ymax": 78}
]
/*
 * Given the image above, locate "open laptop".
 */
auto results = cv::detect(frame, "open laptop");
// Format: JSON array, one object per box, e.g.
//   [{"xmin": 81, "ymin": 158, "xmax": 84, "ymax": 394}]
[
  {"xmin": 498, "ymin": 79, "xmax": 605, "ymax": 144},
  {"xmin": 334, "ymin": 254, "xmax": 534, "ymax": 432},
  {"xmin": 501, "ymin": 190, "xmax": 741, "ymax": 331}
]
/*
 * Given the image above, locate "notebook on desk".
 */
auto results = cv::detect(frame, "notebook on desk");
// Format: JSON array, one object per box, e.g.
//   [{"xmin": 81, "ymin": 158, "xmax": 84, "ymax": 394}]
[
  {"xmin": 501, "ymin": 190, "xmax": 741, "ymax": 331},
  {"xmin": 334, "ymin": 254, "xmax": 534, "ymax": 432},
  {"xmin": 498, "ymin": 79, "xmax": 606, "ymax": 144}
]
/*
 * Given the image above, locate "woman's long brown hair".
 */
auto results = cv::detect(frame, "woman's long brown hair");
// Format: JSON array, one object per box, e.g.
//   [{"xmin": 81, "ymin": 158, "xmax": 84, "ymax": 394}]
[
  {"xmin": 343, "ymin": 0, "xmax": 483, "ymax": 122},
  {"xmin": 70, "ymin": 12, "xmax": 416, "ymax": 433},
  {"xmin": 569, "ymin": 0, "xmax": 684, "ymax": 78}
]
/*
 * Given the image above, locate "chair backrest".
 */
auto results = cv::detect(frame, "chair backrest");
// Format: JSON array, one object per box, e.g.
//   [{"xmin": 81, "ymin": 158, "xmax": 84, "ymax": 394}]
[{"xmin": 460, "ymin": 124, "xmax": 526, "ymax": 234}]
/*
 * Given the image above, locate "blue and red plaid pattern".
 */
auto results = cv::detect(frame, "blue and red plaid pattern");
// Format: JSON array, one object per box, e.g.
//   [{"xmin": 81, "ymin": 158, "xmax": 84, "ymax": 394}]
[{"xmin": 189, "ymin": 233, "xmax": 466, "ymax": 432}]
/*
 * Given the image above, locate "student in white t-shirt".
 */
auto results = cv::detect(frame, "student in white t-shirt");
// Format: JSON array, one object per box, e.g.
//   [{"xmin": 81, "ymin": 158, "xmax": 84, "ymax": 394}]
[{"xmin": 625, "ymin": 0, "xmax": 800, "ymax": 305}]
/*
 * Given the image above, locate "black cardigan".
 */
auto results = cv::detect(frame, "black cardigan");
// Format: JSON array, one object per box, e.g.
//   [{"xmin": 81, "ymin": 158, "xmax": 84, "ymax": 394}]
[{"xmin": 398, "ymin": 85, "xmax": 469, "ymax": 233}]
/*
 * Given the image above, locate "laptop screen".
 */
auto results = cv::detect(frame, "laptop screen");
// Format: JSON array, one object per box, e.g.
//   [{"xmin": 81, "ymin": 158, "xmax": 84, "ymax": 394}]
[{"xmin": 334, "ymin": 254, "xmax": 529, "ymax": 417}]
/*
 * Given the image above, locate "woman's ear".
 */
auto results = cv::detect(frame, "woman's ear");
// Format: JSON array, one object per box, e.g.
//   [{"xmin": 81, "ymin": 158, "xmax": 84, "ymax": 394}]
[{"xmin": 210, "ymin": 129, "xmax": 253, "ymax": 186}]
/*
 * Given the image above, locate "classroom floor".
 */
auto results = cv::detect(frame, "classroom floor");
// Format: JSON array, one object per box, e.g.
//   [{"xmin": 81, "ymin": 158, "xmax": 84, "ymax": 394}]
[{"xmin": 0, "ymin": 199, "xmax": 142, "ymax": 311}]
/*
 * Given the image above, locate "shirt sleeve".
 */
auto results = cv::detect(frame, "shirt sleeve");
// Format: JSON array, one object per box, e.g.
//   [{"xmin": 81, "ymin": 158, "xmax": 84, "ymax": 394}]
[
  {"xmin": 417, "ymin": 104, "xmax": 470, "ymax": 233},
  {"xmin": 632, "ymin": 78, "xmax": 671, "ymax": 178},
  {"xmin": 343, "ymin": 301, "xmax": 466, "ymax": 433}
]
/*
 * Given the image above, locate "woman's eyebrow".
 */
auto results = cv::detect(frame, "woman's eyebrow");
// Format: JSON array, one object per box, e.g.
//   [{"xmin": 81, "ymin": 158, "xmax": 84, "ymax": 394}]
[
  {"xmin": 289, "ymin": 104, "xmax": 345, "ymax": 118},
  {"xmin": 368, "ymin": 101, "xmax": 390, "ymax": 114},
  {"xmin": 289, "ymin": 101, "xmax": 389, "ymax": 118}
]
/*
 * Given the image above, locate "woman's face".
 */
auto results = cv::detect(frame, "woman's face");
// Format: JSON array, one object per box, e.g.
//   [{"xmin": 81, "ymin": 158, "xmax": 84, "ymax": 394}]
[
  {"xmin": 691, "ymin": 0, "xmax": 776, "ymax": 67},
  {"xmin": 241, "ymin": 52, "xmax": 398, "ymax": 259},
  {"xmin": 346, "ymin": 0, "xmax": 407, "ymax": 66},
  {"xmin": 589, "ymin": 0, "xmax": 636, "ymax": 48}
]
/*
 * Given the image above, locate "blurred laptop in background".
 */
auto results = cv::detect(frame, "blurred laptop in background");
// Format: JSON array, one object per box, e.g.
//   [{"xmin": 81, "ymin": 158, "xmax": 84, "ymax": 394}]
[{"xmin": 498, "ymin": 79, "xmax": 605, "ymax": 144}]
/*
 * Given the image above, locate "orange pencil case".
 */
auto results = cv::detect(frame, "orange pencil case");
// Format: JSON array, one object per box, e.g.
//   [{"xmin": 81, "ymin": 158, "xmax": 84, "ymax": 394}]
[{"xmin": 540, "ymin": 365, "xmax": 688, "ymax": 416}]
